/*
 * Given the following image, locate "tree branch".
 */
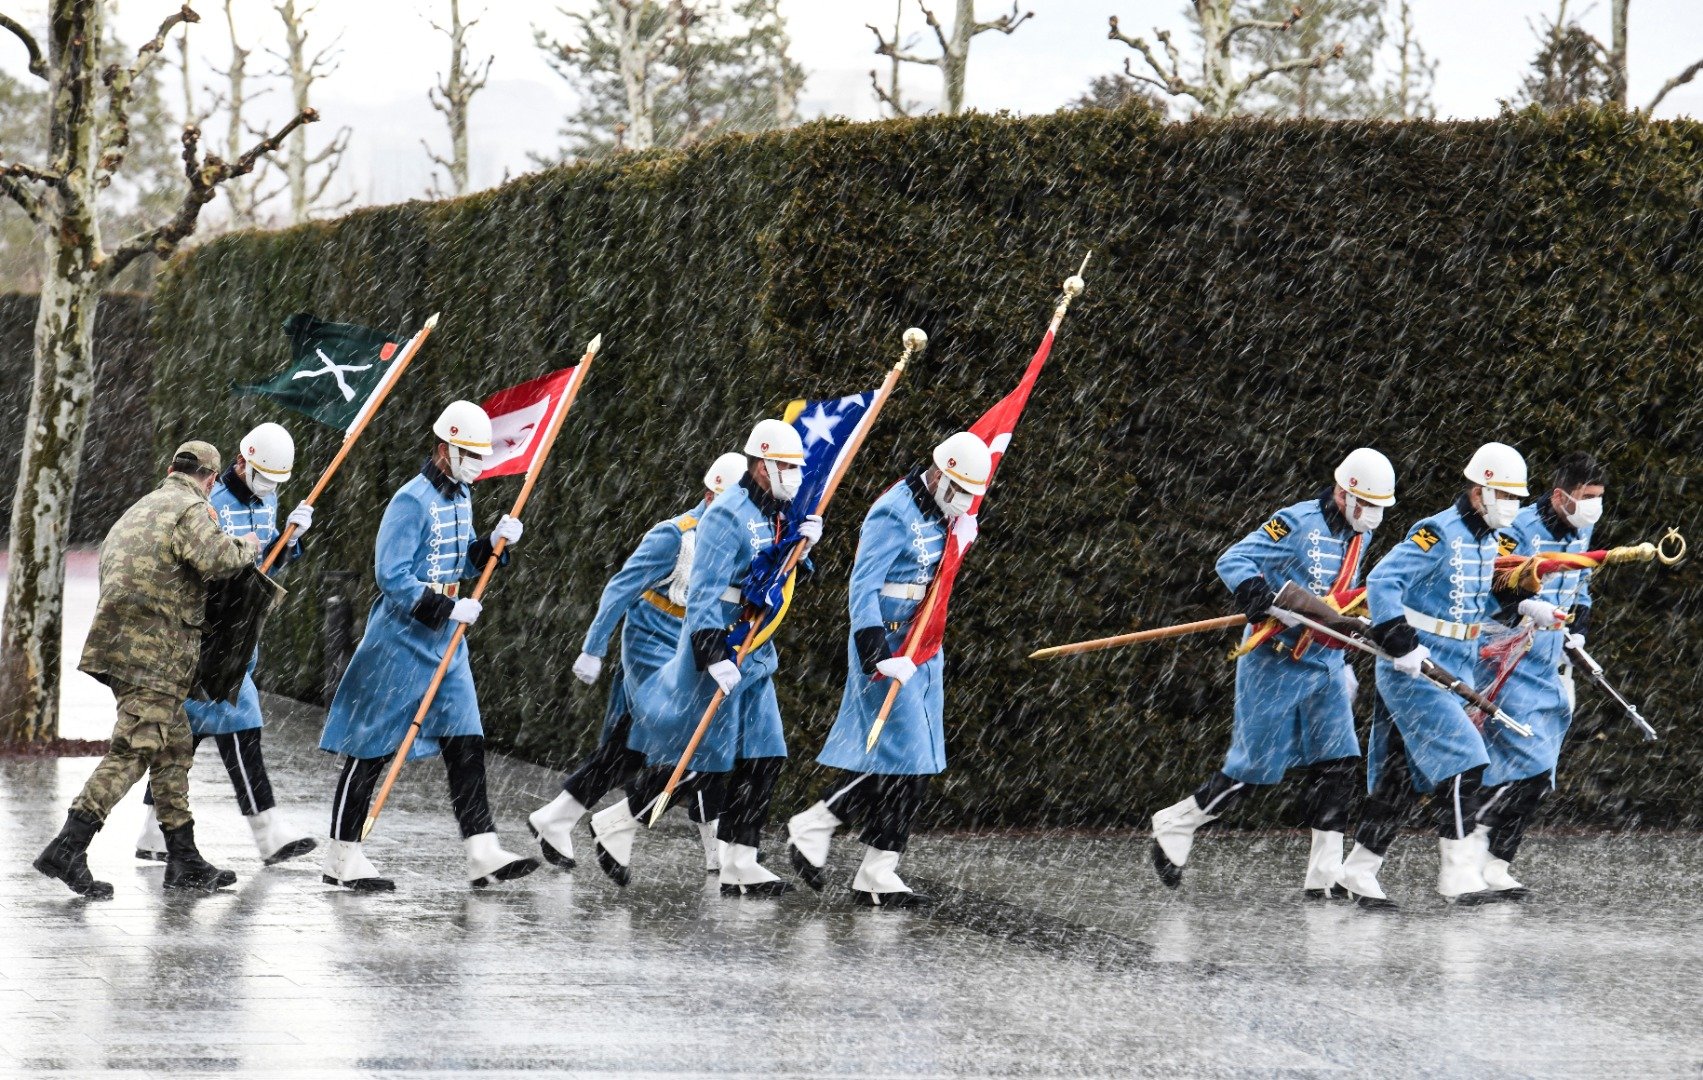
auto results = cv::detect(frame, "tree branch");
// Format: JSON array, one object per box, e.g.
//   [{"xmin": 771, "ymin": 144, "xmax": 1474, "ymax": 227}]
[
  {"xmin": 972, "ymin": 2, "xmax": 1033, "ymax": 37},
  {"xmin": 868, "ymin": 68, "xmax": 912, "ymax": 116},
  {"xmin": 1121, "ymin": 57, "xmax": 1178, "ymax": 96},
  {"xmin": 868, "ymin": 20, "xmax": 940, "ymax": 68},
  {"xmin": 101, "ymin": 5, "xmax": 202, "ymax": 182},
  {"xmin": 1232, "ymin": 44, "xmax": 1344, "ymax": 99},
  {"xmin": 0, "ymin": 174, "xmax": 43, "ymax": 222},
  {"xmin": 0, "ymin": 13, "xmax": 48, "ymax": 81},
  {"xmin": 102, "ymin": 109, "xmax": 316, "ymax": 280},
  {"xmin": 1109, "ymin": 17, "xmax": 1188, "ymax": 95},
  {"xmin": 1227, "ymin": 4, "xmax": 1303, "ymax": 43},
  {"xmin": 1648, "ymin": 56, "xmax": 1703, "ymax": 112}
]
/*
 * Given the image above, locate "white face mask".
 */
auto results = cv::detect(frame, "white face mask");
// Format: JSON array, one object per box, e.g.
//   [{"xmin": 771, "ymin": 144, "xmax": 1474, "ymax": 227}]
[
  {"xmin": 933, "ymin": 475, "xmax": 976, "ymax": 519},
  {"xmin": 448, "ymin": 447, "xmax": 484, "ymax": 485},
  {"xmin": 246, "ymin": 469, "xmax": 278, "ymax": 497},
  {"xmin": 1480, "ymin": 489, "xmax": 1521, "ymax": 529},
  {"xmin": 763, "ymin": 459, "xmax": 801, "ymax": 502},
  {"xmin": 1346, "ymin": 495, "xmax": 1383, "ymax": 534},
  {"xmin": 1563, "ymin": 494, "xmax": 1603, "ymax": 530}
]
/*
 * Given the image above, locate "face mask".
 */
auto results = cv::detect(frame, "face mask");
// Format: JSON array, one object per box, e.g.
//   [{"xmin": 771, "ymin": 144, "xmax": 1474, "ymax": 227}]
[
  {"xmin": 1347, "ymin": 495, "xmax": 1383, "ymax": 534},
  {"xmin": 763, "ymin": 460, "xmax": 801, "ymax": 502},
  {"xmin": 1563, "ymin": 495, "xmax": 1603, "ymax": 530},
  {"xmin": 1480, "ymin": 489, "xmax": 1520, "ymax": 529},
  {"xmin": 448, "ymin": 447, "xmax": 484, "ymax": 485},
  {"xmin": 933, "ymin": 475, "xmax": 976, "ymax": 519},
  {"xmin": 246, "ymin": 469, "xmax": 278, "ymax": 497}
]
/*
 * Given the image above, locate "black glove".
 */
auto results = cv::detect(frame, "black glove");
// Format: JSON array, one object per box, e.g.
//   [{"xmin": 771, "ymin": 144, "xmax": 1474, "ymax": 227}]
[
  {"xmin": 1369, "ymin": 616, "xmax": 1419, "ymax": 658},
  {"xmin": 691, "ymin": 628, "xmax": 729, "ymax": 671},
  {"xmin": 1232, "ymin": 577, "xmax": 1277, "ymax": 621},
  {"xmin": 1569, "ymin": 604, "xmax": 1592, "ymax": 641},
  {"xmin": 853, "ymin": 626, "xmax": 891, "ymax": 676},
  {"xmin": 466, "ymin": 535, "xmax": 511, "ymax": 571},
  {"xmin": 410, "ymin": 588, "xmax": 455, "ymax": 631}
]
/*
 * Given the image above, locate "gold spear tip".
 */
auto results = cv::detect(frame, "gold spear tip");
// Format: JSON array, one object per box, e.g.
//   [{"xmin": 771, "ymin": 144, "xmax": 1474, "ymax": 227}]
[
  {"xmin": 903, "ymin": 327, "xmax": 928, "ymax": 351},
  {"xmin": 586, "ymin": 333, "xmax": 603, "ymax": 355},
  {"xmin": 424, "ymin": 312, "xmax": 441, "ymax": 329}
]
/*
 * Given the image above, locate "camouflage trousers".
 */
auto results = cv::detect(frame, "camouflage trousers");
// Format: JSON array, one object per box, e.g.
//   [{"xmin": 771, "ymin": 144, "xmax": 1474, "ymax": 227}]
[{"xmin": 71, "ymin": 682, "xmax": 194, "ymax": 831}]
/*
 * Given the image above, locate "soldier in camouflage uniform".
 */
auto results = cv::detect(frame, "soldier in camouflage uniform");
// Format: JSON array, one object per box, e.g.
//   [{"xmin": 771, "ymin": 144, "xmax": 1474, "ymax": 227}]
[{"xmin": 34, "ymin": 441, "xmax": 261, "ymax": 898}]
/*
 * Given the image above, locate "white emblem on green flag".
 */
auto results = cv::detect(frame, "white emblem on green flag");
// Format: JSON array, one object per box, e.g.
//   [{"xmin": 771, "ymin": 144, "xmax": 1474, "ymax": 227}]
[{"xmin": 233, "ymin": 313, "xmax": 400, "ymax": 429}]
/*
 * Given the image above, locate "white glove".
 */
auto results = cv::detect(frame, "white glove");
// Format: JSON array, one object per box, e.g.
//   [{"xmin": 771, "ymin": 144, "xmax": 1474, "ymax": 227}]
[
  {"xmin": 286, "ymin": 501, "xmax": 314, "ymax": 534},
  {"xmin": 493, "ymin": 514, "xmax": 524, "ymax": 547},
  {"xmin": 1564, "ymin": 631, "xmax": 1588, "ymax": 652},
  {"xmin": 449, "ymin": 597, "xmax": 482, "ymax": 625},
  {"xmin": 572, "ymin": 651, "xmax": 603, "ymax": 685},
  {"xmin": 1391, "ymin": 644, "xmax": 1430, "ymax": 678},
  {"xmin": 797, "ymin": 514, "xmax": 823, "ymax": 547},
  {"xmin": 707, "ymin": 659, "xmax": 742, "ymax": 694},
  {"xmin": 876, "ymin": 656, "xmax": 917, "ymax": 685},
  {"xmin": 952, "ymin": 513, "xmax": 979, "ymax": 547},
  {"xmin": 1518, "ymin": 598, "xmax": 1565, "ymax": 628}
]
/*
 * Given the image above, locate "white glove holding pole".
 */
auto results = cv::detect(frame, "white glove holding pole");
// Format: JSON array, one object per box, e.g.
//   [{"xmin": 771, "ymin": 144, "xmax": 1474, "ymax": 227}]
[
  {"xmin": 707, "ymin": 659, "xmax": 742, "ymax": 695},
  {"xmin": 1518, "ymin": 597, "xmax": 1565, "ymax": 628},
  {"xmin": 286, "ymin": 502, "xmax": 314, "ymax": 534},
  {"xmin": 572, "ymin": 652, "xmax": 603, "ymax": 685},
  {"xmin": 493, "ymin": 514, "xmax": 524, "ymax": 548},
  {"xmin": 797, "ymin": 514, "xmax": 823, "ymax": 549},
  {"xmin": 1564, "ymin": 631, "xmax": 1588, "ymax": 652},
  {"xmin": 450, "ymin": 598, "xmax": 482, "ymax": 625},
  {"xmin": 876, "ymin": 656, "xmax": 917, "ymax": 685},
  {"xmin": 1391, "ymin": 643, "xmax": 1430, "ymax": 678}
]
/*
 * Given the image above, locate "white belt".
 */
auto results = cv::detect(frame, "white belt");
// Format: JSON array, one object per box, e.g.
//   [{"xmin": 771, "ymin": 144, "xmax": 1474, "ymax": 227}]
[
  {"xmin": 880, "ymin": 582, "xmax": 928, "ymax": 601},
  {"xmin": 1402, "ymin": 606, "xmax": 1480, "ymax": 641},
  {"xmin": 720, "ymin": 586, "xmax": 744, "ymax": 604}
]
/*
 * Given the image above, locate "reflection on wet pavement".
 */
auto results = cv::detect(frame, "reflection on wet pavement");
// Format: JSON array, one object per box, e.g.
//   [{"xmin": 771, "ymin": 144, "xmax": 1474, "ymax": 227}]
[{"xmin": 3, "ymin": 694, "xmax": 1700, "ymax": 1077}]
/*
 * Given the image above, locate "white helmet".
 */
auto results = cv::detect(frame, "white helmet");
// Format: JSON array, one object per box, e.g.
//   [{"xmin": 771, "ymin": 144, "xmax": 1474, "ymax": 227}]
[
  {"xmin": 743, "ymin": 418, "xmax": 804, "ymax": 464},
  {"xmin": 703, "ymin": 452, "xmax": 747, "ymax": 496},
  {"xmin": 1334, "ymin": 447, "xmax": 1395, "ymax": 507},
  {"xmin": 239, "ymin": 422, "xmax": 295, "ymax": 486},
  {"xmin": 933, "ymin": 431, "xmax": 993, "ymax": 496},
  {"xmin": 433, "ymin": 400, "xmax": 492, "ymax": 453},
  {"xmin": 1464, "ymin": 442, "xmax": 1529, "ymax": 497}
]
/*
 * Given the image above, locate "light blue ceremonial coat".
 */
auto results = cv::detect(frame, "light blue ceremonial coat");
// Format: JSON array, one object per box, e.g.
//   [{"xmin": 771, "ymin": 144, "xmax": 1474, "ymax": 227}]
[
  {"xmin": 1214, "ymin": 493, "xmax": 1366, "ymax": 785},
  {"xmin": 818, "ymin": 475, "xmax": 949, "ymax": 776},
  {"xmin": 1481, "ymin": 498, "xmax": 1593, "ymax": 787},
  {"xmin": 320, "ymin": 465, "xmax": 488, "ymax": 762},
  {"xmin": 628, "ymin": 478, "xmax": 787, "ymax": 773},
  {"xmin": 582, "ymin": 500, "xmax": 705, "ymax": 741},
  {"xmin": 1367, "ymin": 495, "xmax": 1504, "ymax": 792},
  {"xmin": 184, "ymin": 469, "xmax": 302, "ymax": 737}
]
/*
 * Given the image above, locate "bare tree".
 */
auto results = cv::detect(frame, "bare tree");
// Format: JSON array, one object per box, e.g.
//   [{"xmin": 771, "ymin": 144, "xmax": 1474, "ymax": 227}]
[
  {"xmin": 211, "ymin": 0, "xmax": 281, "ymax": 228},
  {"xmin": 869, "ymin": 0, "xmax": 1034, "ymax": 116},
  {"xmin": 424, "ymin": 0, "xmax": 492, "ymax": 198},
  {"xmin": 1107, "ymin": 2, "xmax": 1344, "ymax": 118},
  {"xmin": 538, "ymin": 1, "xmax": 680, "ymax": 153},
  {"xmin": 270, "ymin": 0, "xmax": 352, "ymax": 223},
  {"xmin": 868, "ymin": 0, "xmax": 920, "ymax": 117},
  {"xmin": 1386, "ymin": 0, "xmax": 1436, "ymax": 119},
  {"xmin": 0, "ymin": 2, "xmax": 314, "ymax": 745}
]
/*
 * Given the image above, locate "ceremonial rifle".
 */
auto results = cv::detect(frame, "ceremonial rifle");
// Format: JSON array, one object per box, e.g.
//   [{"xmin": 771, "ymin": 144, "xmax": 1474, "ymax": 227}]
[
  {"xmin": 1564, "ymin": 640, "xmax": 1659, "ymax": 741},
  {"xmin": 362, "ymin": 335, "xmax": 601, "ymax": 839},
  {"xmin": 1266, "ymin": 581, "xmax": 1534, "ymax": 738}
]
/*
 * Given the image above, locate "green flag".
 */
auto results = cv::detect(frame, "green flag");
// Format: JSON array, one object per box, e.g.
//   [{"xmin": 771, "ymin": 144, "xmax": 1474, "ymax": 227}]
[{"xmin": 234, "ymin": 313, "xmax": 404, "ymax": 431}]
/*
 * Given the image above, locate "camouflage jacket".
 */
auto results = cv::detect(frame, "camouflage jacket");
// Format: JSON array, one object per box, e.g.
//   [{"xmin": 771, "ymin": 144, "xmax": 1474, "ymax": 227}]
[{"xmin": 80, "ymin": 472, "xmax": 258, "ymax": 697}]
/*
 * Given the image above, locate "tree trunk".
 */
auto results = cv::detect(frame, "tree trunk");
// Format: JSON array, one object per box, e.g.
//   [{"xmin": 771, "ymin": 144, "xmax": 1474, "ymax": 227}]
[
  {"xmin": 942, "ymin": 0, "xmax": 973, "ymax": 114},
  {"xmin": 448, "ymin": 0, "xmax": 469, "ymax": 194},
  {"xmin": 0, "ymin": 0, "xmax": 103, "ymax": 746},
  {"xmin": 1609, "ymin": 0, "xmax": 1629, "ymax": 107},
  {"xmin": 1199, "ymin": 0, "xmax": 1234, "ymax": 117},
  {"xmin": 279, "ymin": 0, "xmax": 311, "ymax": 223},
  {"xmin": 613, "ymin": 0, "xmax": 657, "ymax": 151}
]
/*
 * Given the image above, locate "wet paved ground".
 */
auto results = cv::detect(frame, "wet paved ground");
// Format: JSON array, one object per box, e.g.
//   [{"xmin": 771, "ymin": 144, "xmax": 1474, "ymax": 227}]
[{"xmin": 5, "ymin": 694, "xmax": 1703, "ymax": 1078}]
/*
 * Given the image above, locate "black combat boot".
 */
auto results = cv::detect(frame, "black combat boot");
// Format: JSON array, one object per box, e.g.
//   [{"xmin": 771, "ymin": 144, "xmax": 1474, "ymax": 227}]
[
  {"xmin": 161, "ymin": 821, "xmax": 238, "ymax": 891},
  {"xmin": 34, "ymin": 810, "xmax": 115, "ymax": 899}
]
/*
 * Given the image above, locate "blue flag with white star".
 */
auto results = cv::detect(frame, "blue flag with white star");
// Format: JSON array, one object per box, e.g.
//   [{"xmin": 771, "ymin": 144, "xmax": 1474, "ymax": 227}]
[{"xmin": 735, "ymin": 390, "xmax": 878, "ymax": 650}]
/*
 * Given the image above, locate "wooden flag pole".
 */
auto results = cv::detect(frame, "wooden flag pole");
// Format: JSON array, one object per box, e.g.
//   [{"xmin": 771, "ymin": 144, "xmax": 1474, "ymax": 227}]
[
  {"xmin": 260, "ymin": 313, "xmax": 440, "ymax": 573},
  {"xmin": 864, "ymin": 260, "xmax": 1090, "ymax": 755},
  {"xmin": 1028, "ymin": 615, "xmax": 1248, "ymax": 661},
  {"xmin": 646, "ymin": 327, "xmax": 927, "ymax": 825},
  {"xmin": 361, "ymin": 335, "xmax": 602, "ymax": 839}
]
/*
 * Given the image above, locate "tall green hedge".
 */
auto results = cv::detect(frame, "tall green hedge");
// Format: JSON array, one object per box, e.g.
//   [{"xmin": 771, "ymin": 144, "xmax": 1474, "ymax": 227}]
[{"xmin": 149, "ymin": 107, "xmax": 1703, "ymax": 829}]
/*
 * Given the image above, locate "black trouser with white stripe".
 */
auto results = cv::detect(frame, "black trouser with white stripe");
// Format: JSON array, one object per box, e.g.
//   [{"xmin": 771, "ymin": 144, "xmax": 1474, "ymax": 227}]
[
  {"xmin": 328, "ymin": 735, "xmax": 495, "ymax": 843},
  {"xmin": 622, "ymin": 758, "xmax": 771, "ymax": 844},
  {"xmin": 818, "ymin": 771, "xmax": 930, "ymax": 853},
  {"xmin": 560, "ymin": 713, "xmax": 663, "ymax": 812},
  {"xmin": 1189, "ymin": 756, "xmax": 1361, "ymax": 834},
  {"xmin": 1472, "ymin": 774, "xmax": 1549, "ymax": 863},
  {"xmin": 143, "ymin": 729, "xmax": 273, "ymax": 817},
  {"xmin": 1352, "ymin": 704, "xmax": 1490, "ymax": 855}
]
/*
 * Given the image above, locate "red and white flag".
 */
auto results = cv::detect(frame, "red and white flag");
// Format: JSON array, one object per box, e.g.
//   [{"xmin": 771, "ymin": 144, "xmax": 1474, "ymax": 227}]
[
  {"xmin": 895, "ymin": 312, "xmax": 1064, "ymax": 666},
  {"xmin": 475, "ymin": 366, "xmax": 580, "ymax": 481}
]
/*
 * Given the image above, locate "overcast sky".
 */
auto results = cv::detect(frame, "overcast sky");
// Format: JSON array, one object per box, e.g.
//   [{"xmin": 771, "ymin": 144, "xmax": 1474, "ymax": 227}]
[{"xmin": 4, "ymin": 1, "xmax": 1702, "ymax": 210}]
